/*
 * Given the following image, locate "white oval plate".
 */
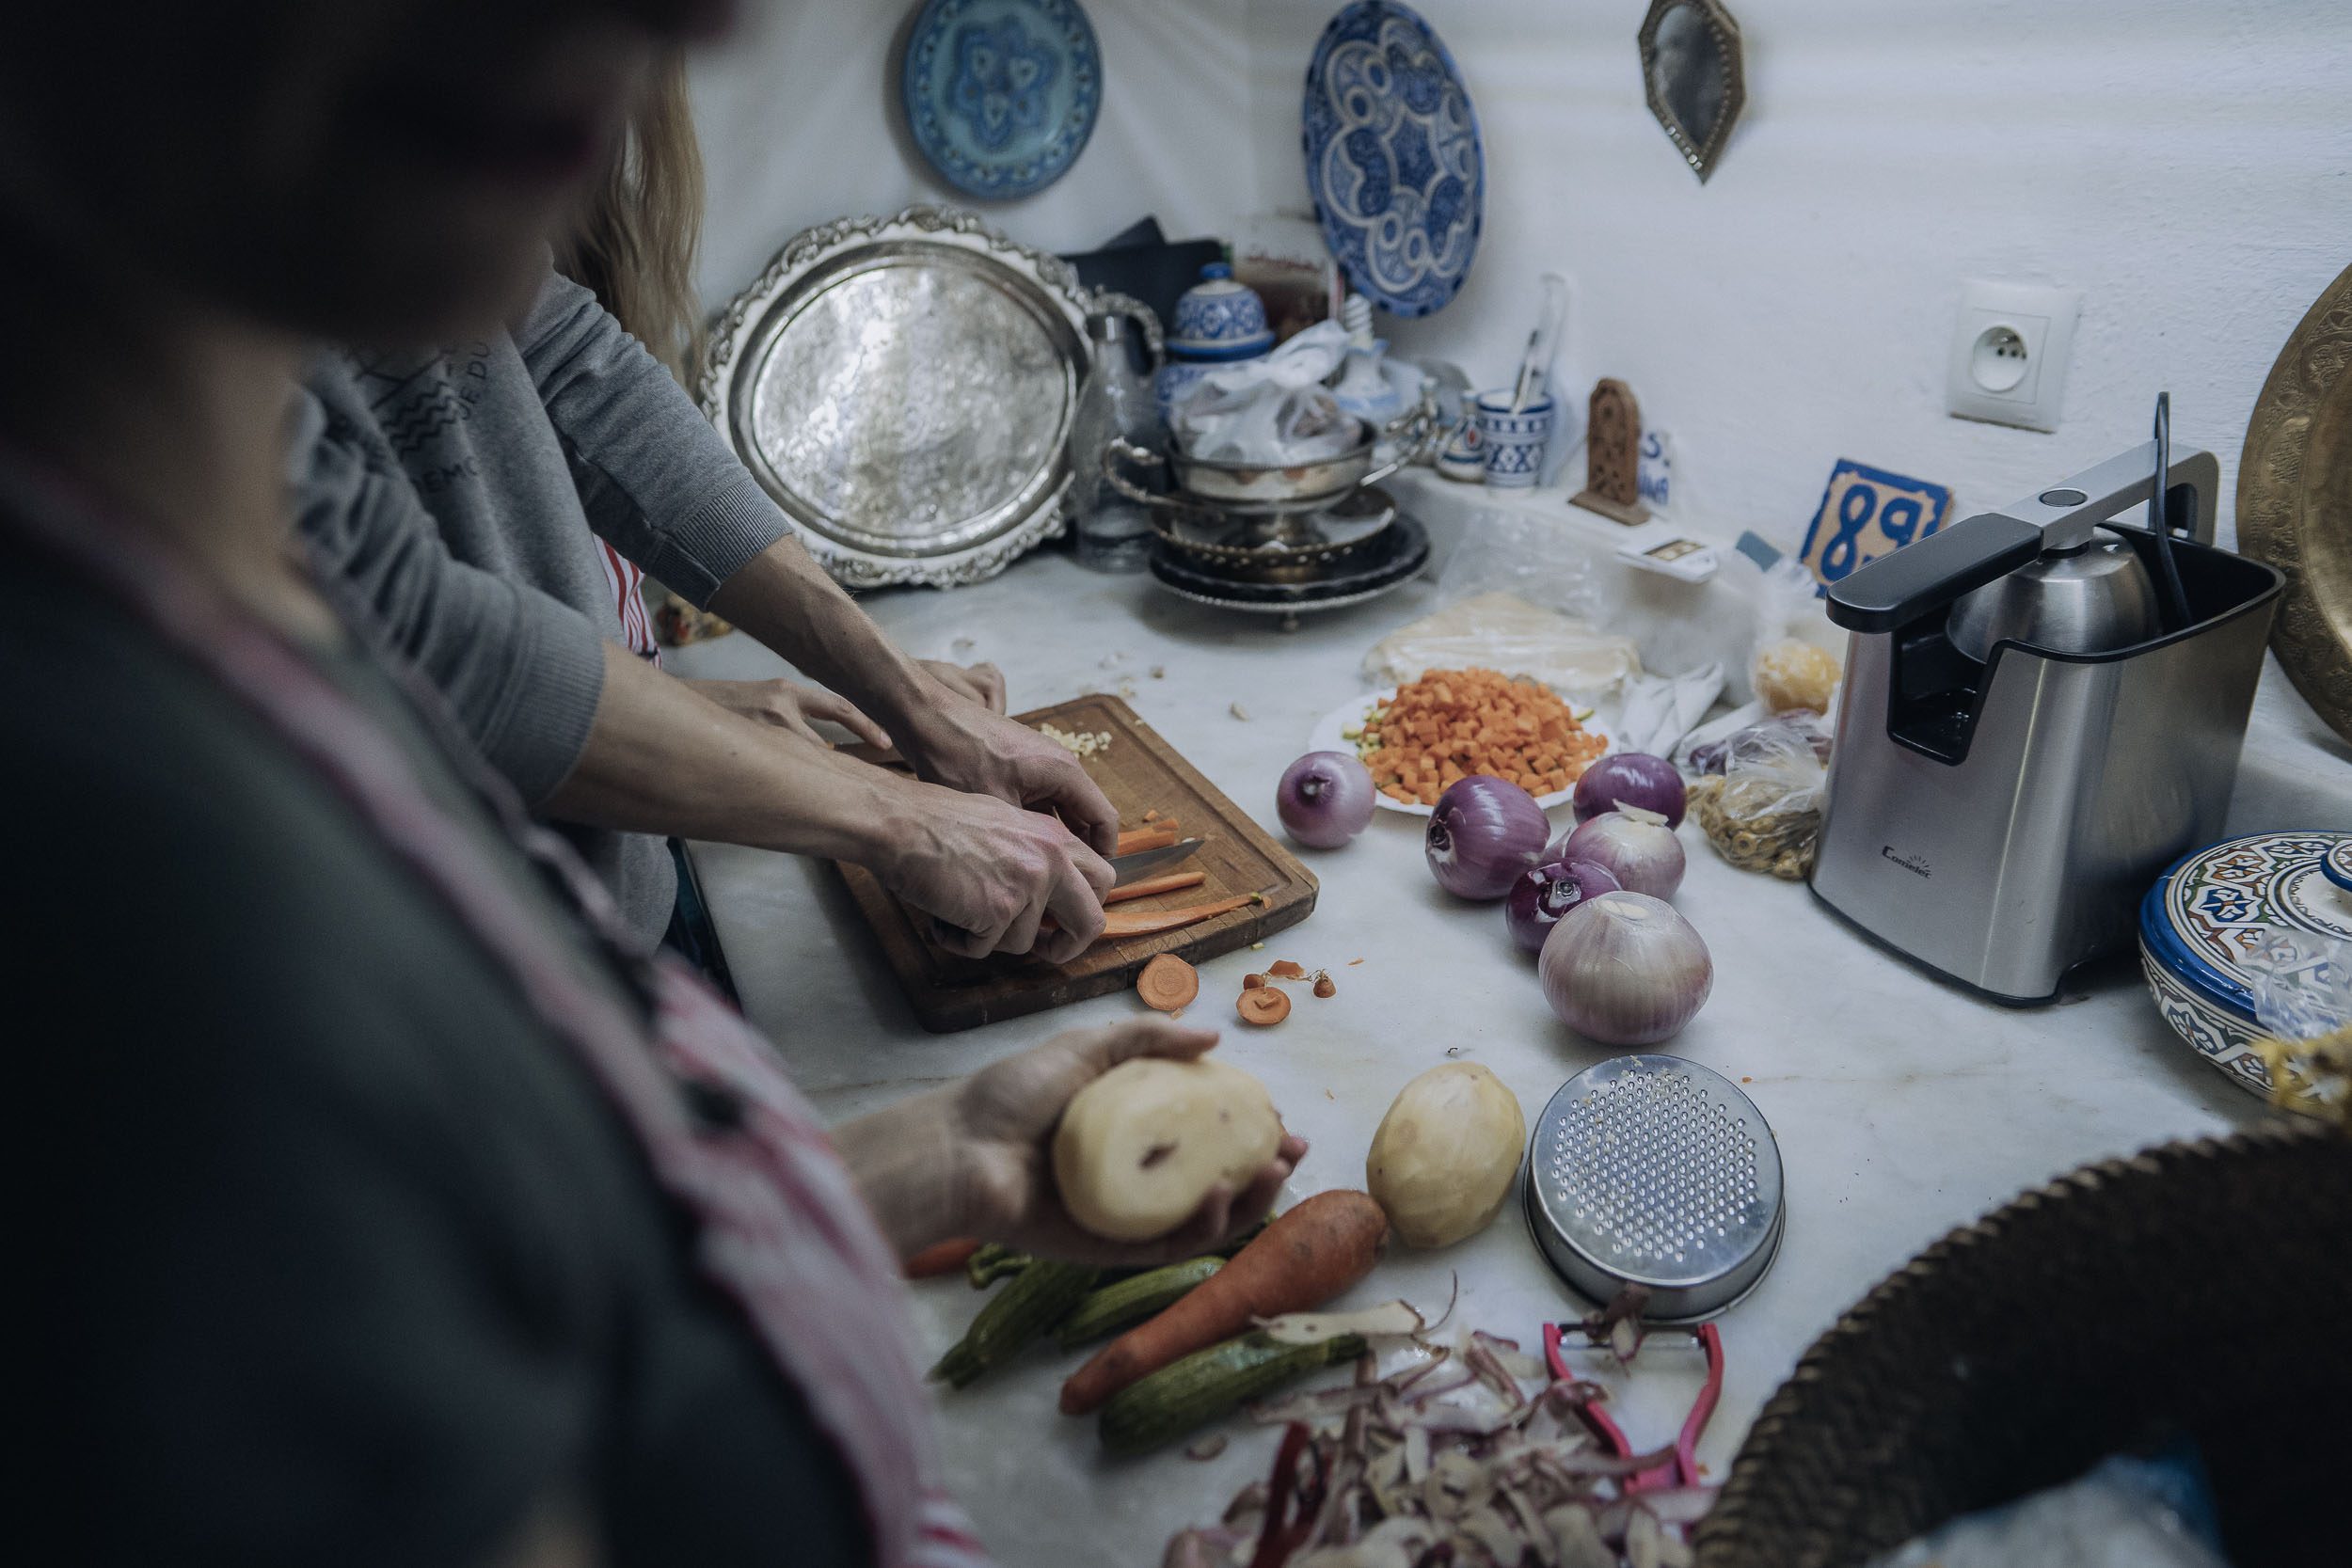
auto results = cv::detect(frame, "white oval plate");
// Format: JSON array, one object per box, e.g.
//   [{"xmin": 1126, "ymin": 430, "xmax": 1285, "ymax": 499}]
[{"xmin": 1307, "ymin": 688, "xmax": 1613, "ymax": 817}]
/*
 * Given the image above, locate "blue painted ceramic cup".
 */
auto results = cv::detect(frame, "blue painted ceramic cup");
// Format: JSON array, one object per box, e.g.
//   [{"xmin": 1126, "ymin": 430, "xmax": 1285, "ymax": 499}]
[{"xmin": 1475, "ymin": 391, "xmax": 1555, "ymax": 488}]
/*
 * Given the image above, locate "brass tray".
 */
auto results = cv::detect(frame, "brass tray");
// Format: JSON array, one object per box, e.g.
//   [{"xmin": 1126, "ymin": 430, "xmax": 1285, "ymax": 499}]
[{"xmin": 2238, "ymin": 261, "xmax": 2352, "ymax": 744}]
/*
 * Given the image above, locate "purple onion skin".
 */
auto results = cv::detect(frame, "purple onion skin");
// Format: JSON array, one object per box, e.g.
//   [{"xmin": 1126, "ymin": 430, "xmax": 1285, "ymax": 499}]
[
  {"xmin": 1539, "ymin": 892, "xmax": 1713, "ymax": 1046},
  {"xmin": 1553, "ymin": 811, "xmax": 1687, "ymax": 901},
  {"xmin": 1277, "ymin": 751, "xmax": 1377, "ymax": 849},
  {"xmin": 1572, "ymin": 752, "xmax": 1686, "ymax": 828},
  {"xmin": 1425, "ymin": 775, "xmax": 1552, "ymax": 901},
  {"xmin": 1504, "ymin": 859, "xmax": 1622, "ymax": 954}
]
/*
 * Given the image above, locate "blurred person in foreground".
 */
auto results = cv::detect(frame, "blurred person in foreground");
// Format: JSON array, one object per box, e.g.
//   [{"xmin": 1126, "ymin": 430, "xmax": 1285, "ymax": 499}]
[{"xmin": 1, "ymin": 4, "xmax": 1299, "ymax": 1565}]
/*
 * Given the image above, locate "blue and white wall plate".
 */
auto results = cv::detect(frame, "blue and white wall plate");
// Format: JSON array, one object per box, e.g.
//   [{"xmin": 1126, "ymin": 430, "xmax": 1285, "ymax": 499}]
[
  {"xmin": 2139, "ymin": 830, "xmax": 2350, "ymax": 1106},
  {"xmin": 1301, "ymin": 1, "xmax": 1484, "ymax": 319},
  {"xmin": 902, "ymin": 0, "xmax": 1100, "ymax": 200}
]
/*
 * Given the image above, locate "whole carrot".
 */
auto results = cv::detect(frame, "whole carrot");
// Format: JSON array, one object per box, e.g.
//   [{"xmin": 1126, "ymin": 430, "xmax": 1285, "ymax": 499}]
[
  {"xmin": 903, "ymin": 1238, "xmax": 982, "ymax": 1279},
  {"xmin": 1058, "ymin": 1190, "xmax": 1389, "ymax": 1415}
]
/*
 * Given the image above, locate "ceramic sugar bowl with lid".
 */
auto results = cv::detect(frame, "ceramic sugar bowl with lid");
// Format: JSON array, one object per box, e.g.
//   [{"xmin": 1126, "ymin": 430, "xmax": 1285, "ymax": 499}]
[{"xmin": 1166, "ymin": 262, "xmax": 1274, "ymax": 361}]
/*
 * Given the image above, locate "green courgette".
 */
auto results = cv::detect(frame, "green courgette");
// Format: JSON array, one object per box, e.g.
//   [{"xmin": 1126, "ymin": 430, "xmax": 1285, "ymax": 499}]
[
  {"xmin": 1056, "ymin": 1257, "xmax": 1224, "ymax": 1350},
  {"xmin": 930, "ymin": 1259, "xmax": 1098, "ymax": 1389},
  {"xmin": 1097, "ymin": 1331, "xmax": 1368, "ymax": 1457},
  {"xmin": 964, "ymin": 1243, "xmax": 1031, "ymax": 1289}
]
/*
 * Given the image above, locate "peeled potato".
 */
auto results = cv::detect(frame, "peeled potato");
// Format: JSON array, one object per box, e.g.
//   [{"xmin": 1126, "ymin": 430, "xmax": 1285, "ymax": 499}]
[
  {"xmin": 1053, "ymin": 1057, "xmax": 1283, "ymax": 1242},
  {"xmin": 1365, "ymin": 1062, "xmax": 1526, "ymax": 1248}
]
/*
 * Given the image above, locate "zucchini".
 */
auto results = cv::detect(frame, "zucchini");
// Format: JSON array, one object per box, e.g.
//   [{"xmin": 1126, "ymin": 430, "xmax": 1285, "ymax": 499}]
[
  {"xmin": 930, "ymin": 1259, "xmax": 1097, "ymax": 1389},
  {"xmin": 1056, "ymin": 1257, "xmax": 1224, "ymax": 1350},
  {"xmin": 964, "ymin": 1243, "xmax": 1031, "ymax": 1289},
  {"xmin": 1097, "ymin": 1331, "xmax": 1368, "ymax": 1457}
]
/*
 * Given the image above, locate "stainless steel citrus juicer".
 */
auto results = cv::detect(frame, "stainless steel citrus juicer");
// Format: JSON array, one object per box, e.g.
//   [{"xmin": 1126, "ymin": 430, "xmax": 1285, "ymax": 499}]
[{"xmin": 1810, "ymin": 396, "xmax": 2286, "ymax": 1002}]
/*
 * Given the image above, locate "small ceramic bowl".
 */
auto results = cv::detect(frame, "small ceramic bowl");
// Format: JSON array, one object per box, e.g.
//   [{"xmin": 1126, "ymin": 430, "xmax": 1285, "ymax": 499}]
[
  {"xmin": 1475, "ymin": 390, "xmax": 1555, "ymax": 488},
  {"xmin": 1434, "ymin": 414, "xmax": 1486, "ymax": 482},
  {"xmin": 1168, "ymin": 263, "xmax": 1275, "ymax": 360}
]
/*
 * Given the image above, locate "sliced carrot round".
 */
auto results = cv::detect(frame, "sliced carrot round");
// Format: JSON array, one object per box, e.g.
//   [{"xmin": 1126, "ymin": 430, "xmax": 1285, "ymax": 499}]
[
  {"xmin": 1236, "ymin": 986, "xmax": 1292, "ymax": 1026},
  {"xmin": 1136, "ymin": 953, "xmax": 1200, "ymax": 1012}
]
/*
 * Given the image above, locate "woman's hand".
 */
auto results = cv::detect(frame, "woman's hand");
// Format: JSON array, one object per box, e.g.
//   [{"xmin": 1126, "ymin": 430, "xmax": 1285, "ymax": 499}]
[
  {"xmin": 870, "ymin": 774, "xmax": 1112, "ymax": 962},
  {"xmin": 684, "ymin": 676, "xmax": 891, "ymax": 751},
  {"xmin": 893, "ymin": 688, "xmax": 1120, "ymax": 860},
  {"xmin": 918, "ymin": 658, "xmax": 1006, "ymax": 714},
  {"xmin": 834, "ymin": 1020, "xmax": 1307, "ymax": 1266}
]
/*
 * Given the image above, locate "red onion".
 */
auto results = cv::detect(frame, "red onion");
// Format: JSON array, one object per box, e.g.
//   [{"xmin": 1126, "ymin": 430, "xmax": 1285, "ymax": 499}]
[
  {"xmin": 1504, "ymin": 860, "xmax": 1621, "ymax": 955},
  {"xmin": 1572, "ymin": 752, "xmax": 1686, "ymax": 828},
  {"xmin": 1539, "ymin": 892, "xmax": 1712, "ymax": 1045},
  {"xmin": 1277, "ymin": 751, "xmax": 1376, "ymax": 848},
  {"xmin": 1425, "ymin": 775, "xmax": 1552, "ymax": 900},
  {"xmin": 1553, "ymin": 806, "xmax": 1686, "ymax": 900}
]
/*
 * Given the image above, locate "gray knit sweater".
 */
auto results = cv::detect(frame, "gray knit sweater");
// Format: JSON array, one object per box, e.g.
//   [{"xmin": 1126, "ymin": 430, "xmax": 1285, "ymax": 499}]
[{"xmin": 294, "ymin": 265, "xmax": 791, "ymax": 943}]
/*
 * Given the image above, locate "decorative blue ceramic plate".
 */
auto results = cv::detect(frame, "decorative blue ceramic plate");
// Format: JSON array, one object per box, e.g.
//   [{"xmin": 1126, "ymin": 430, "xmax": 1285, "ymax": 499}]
[
  {"xmin": 1301, "ymin": 1, "xmax": 1484, "ymax": 318},
  {"xmin": 2138, "ymin": 830, "xmax": 2350, "ymax": 1104},
  {"xmin": 902, "ymin": 0, "xmax": 1100, "ymax": 199},
  {"xmin": 2327, "ymin": 837, "xmax": 2352, "ymax": 895}
]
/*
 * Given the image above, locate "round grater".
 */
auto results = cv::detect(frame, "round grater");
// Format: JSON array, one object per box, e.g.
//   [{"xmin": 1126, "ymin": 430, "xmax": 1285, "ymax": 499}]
[{"xmin": 1523, "ymin": 1054, "xmax": 1785, "ymax": 1323}]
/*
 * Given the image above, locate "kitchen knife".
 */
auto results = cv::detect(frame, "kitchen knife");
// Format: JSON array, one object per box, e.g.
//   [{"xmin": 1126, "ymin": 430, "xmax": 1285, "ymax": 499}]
[{"xmin": 1109, "ymin": 838, "xmax": 1203, "ymax": 887}]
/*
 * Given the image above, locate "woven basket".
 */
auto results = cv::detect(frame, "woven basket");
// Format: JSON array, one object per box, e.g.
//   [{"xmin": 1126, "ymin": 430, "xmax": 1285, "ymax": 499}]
[{"xmin": 1693, "ymin": 1120, "xmax": 2352, "ymax": 1567}]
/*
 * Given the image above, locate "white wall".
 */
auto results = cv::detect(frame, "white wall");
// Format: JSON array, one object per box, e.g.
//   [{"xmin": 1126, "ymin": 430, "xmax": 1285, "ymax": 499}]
[
  {"xmin": 689, "ymin": 0, "xmax": 1253, "ymax": 309},
  {"xmin": 1246, "ymin": 0, "xmax": 2352, "ymax": 547}
]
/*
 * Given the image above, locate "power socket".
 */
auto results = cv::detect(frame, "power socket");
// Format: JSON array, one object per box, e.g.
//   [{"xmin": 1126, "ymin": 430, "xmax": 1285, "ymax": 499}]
[{"xmin": 1945, "ymin": 279, "xmax": 2081, "ymax": 433}]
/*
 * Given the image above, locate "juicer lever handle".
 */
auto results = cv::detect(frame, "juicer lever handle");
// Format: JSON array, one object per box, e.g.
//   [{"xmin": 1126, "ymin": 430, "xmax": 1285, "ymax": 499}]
[{"xmin": 1825, "ymin": 514, "xmax": 2044, "ymax": 632}]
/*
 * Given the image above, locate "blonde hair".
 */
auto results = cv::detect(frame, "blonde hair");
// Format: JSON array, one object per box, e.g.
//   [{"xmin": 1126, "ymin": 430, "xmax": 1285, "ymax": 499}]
[{"xmin": 555, "ymin": 55, "xmax": 707, "ymax": 385}]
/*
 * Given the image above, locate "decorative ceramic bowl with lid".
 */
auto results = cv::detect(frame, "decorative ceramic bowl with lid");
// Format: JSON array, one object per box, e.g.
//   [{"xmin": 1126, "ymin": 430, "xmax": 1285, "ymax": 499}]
[
  {"xmin": 1167, "ymin": 262, "xmax": 1275, "ymax": 361},
  {"xmin": 2138, "ymin": 829, "xmax": 2349, "ymax": 1108}
]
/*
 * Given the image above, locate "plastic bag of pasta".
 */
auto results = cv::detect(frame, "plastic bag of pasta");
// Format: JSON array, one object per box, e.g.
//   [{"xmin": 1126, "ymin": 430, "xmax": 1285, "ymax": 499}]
[{"xmin": 1687, "ymin": 713, "xmax": 1832, "ymax": 880}]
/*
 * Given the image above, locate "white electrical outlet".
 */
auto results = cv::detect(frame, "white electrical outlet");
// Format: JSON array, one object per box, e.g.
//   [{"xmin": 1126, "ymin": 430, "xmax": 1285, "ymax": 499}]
[{"xmin": 1945, "ymin": 279, "xmax": 2081, "ymax": 433}]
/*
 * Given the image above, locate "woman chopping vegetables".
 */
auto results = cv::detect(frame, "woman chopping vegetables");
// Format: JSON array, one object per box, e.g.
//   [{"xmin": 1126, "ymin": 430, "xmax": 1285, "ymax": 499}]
[{"xmin": 3, "ymin": 2, "xmax": 1299, "ymax": 1563}]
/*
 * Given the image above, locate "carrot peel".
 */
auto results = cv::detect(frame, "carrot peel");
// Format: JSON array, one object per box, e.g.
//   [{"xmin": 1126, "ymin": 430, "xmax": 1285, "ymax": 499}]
[
  {"xmin": 1104, "ymin": 871, "xmax": 1207, "ymax": 906},
  {"xmin": 1098, "ymin": 892, "xmax": 1263, "ymax": 941}
]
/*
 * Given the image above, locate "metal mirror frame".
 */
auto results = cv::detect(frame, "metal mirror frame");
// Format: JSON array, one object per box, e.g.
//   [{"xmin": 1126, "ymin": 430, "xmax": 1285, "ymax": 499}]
[
  {"xmin": 1639, "ymin": 0, "xmax": 1746, "ymax": 184},
  {"xmin": 699, "ymin": 205, "xmax": 1156, "ymax": 590},
  {"xmin": 2238, "ymin": 260, "xmax": 2352, "ymax": 747}
]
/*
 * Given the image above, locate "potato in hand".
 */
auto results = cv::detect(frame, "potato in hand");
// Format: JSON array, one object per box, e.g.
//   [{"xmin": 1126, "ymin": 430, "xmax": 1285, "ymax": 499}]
[{"xmin": 1053, "ymin": 1058, "xmax": 1282, "ymax": 1243}]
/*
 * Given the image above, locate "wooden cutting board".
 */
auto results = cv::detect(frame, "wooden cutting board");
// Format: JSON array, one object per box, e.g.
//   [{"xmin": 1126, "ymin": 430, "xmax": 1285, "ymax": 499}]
[{"xmin": 833, "ymin": 694, "xmax": 1318, "ymax": 1032}]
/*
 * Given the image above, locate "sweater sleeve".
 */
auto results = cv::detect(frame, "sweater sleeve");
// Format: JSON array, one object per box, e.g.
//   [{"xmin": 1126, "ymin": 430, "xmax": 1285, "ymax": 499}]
[
  {"xmin": 291, "ymin": 388, "xmax": 607, "ymax": 807},
  {"xmin": 516, "ymin": 268, "xmax": 792, "ymax": 607}
]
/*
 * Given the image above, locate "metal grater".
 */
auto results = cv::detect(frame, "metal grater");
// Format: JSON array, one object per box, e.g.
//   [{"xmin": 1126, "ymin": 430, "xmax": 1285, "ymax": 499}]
[{"xmin": 1522, "ymin": 1054, "xmax": 1785, "ymax": 1323}]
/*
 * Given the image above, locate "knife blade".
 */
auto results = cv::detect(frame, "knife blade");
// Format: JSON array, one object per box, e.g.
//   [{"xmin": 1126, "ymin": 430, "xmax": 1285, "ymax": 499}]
[{"xmin": 1110, "ymin": 838, "xmax": 1203, "ymax": 887}]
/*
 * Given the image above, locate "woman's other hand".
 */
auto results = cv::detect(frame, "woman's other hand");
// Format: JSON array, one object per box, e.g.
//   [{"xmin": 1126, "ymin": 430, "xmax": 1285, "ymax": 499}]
[
  {"xmin": 918, "ymin": 658, "xmax": 1006, "ymax": 714},
  {"xmin": 685, "ymin": 677, "xmax": 891, "ymax": 751}
]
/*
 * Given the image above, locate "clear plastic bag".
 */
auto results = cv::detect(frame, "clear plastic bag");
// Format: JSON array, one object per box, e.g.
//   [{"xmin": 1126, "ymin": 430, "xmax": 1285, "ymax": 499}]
[
  {"xmin": 1747, "ymin": 555, "xmax": 1845, "ymax": 714},
  {"xmin": 1687, "ymin": 713, "xmax": 1833, "ymax": 880},
  {"xmin": 1175, "ymin": 382, "xmax": 1358, "ymax": 465},
  {"xmin": 2248, "ymin": 927, "xmax": 2351, "ymax": 1123},
  {"xmin": 1360, "ymin": 508, "xmax": 1640, "ymax": 699},
  {"xmin": 1866, "ymin": 1446, "xmax": 2227, "ymax": 1568}
]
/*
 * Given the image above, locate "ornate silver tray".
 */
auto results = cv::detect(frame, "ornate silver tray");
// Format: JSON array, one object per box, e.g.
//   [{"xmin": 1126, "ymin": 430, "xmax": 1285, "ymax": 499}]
[{"xmin": 700, "ymin": 206, "xmax": 1147, "ymax": 589}]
